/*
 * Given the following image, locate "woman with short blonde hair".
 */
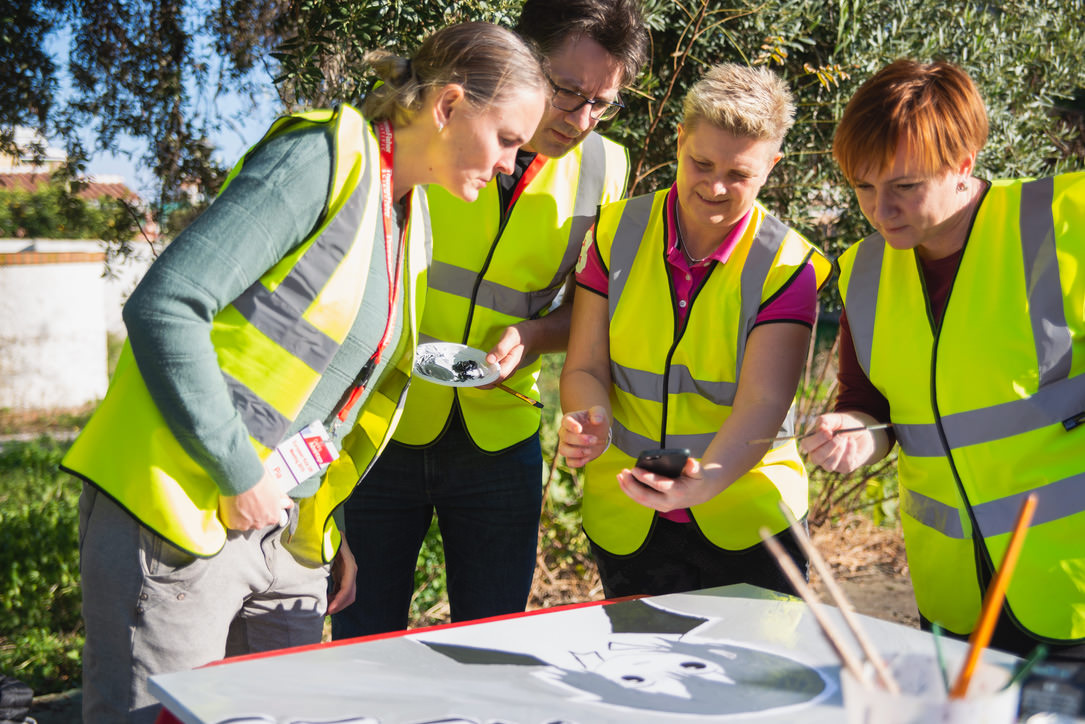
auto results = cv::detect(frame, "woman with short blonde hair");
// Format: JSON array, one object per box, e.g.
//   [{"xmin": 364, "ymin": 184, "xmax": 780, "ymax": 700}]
[{"xmin": 559, "ymin": 63, "xmax": 831, "ymax": 599}]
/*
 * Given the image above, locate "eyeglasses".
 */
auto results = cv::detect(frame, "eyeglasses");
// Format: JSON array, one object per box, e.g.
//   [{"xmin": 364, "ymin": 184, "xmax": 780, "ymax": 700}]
[{"xmin": 545, "ymin": 75, "xmax": 625, "ymax": 121}]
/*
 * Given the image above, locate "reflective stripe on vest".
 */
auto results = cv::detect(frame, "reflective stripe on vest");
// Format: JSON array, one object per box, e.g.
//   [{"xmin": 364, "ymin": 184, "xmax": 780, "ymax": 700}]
[
  {"xmin": 839, "ymin": 172, "xmax": 1085, "ymax": 641},
  {"xmin": 224, "ymin": 170, "xmax": 377, "ymax": 448},
  {"xmin": 394, "ymin": 132, "xmax": 629, "ymax": 449},
  {"xmin": 427, "ymin": 134, "xmax": 608, "ymax": 320},
  {"xmin": 583, "ymin": 189, "xmax": 831, "ymax": 555},
  {"xmin": 61, "ymin": 105, "xmax": 430, "ymax": 562},
  {"xmin": 902, "ymin": 473, "xmax": 1085, "ymax": 540}
]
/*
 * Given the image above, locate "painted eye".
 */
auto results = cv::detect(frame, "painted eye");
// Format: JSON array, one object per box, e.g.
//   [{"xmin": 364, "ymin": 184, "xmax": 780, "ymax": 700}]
[
  {"xmin": 680, "ymin": 661, "xmax": 707, "ymax": 670},
  {"xmin": 621, "ymin": 674, "xmax": 646, "ymax": 683}
]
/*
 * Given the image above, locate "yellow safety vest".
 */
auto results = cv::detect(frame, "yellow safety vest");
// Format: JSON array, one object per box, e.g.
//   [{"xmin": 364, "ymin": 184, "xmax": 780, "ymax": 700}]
[
  {"xmin": 838, "ymin": 172, "xmax": 1085, "ymax": 642},
  {"xmin": 393, "ymin": 133, "xmax": 629, "ymax": 450},
  {"xmin": 61, "ymin": 105, "xmax": 430, "ymax": 565},
  {"xmin": 584, "ymin": 189, "xmax": 832, "ymax": 555}
]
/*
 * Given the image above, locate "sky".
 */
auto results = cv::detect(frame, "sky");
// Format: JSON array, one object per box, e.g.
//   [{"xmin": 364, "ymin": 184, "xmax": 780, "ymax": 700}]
[
  {"xmin": 82, "ymin": 98, "xmax": 279, "ymax": 200},
  {"xmin": 46, "ymin": 31, "xmax": 281, "ymax": 200}
]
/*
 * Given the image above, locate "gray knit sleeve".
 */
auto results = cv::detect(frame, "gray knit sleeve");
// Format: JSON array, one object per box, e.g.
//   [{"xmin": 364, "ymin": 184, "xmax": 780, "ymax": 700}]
[{"xmin": 123, "ymin": 126, "xmax": 334, "ymax": 496}]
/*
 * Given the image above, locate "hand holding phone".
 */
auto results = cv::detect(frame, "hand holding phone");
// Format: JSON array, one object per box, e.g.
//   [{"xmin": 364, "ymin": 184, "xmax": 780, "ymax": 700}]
[{"xmin": 634, "ymin": 448, "xmax": 691, "ymax": 479}]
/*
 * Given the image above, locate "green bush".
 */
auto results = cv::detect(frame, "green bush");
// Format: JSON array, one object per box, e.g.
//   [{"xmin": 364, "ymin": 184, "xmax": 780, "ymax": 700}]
[
  {"xmin": 0, "ymin": 438, "xmax": 83, "ymax": 694},
  {"xmin": 0, "ymin": 183, "xmax": 136, "ymax": 240},
  {"xmin": 409, "ymin": 519, "xmax": 449, "ymax": 627},
  {"xmin": 798, "ymin": 321, "xmax": 902, "ymax": 528},
  {"xmin": 535, "ymin": 353, "xmax": 595, "ymax": 583}
]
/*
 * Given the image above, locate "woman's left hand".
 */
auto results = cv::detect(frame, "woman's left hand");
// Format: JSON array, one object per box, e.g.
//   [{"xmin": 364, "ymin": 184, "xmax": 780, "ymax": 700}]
[
  {"xmin": 617, "ymin": 456, "xmax": 715, "ymax": 512},
  {"xmin": 326, "ymin": 535, "xmax": 358, "ymax": 615}
]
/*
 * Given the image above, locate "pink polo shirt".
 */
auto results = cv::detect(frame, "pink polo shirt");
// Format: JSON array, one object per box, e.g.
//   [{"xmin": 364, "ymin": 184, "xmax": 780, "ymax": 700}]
[{"xmin": 575, "ymin": 185, "xmax": 817, "ymax": 522}]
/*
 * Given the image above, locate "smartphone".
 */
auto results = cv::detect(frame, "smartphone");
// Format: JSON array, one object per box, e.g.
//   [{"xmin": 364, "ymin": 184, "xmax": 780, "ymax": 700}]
[{"xmin": 634, "ymin": 448, "xmax": 691, "ymax": 479}]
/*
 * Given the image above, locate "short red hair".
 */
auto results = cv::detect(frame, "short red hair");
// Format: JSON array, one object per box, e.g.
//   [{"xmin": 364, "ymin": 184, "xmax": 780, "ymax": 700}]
[{"xmin": 833, "ymin": 59, "xmax": 989, "ymax": 183}]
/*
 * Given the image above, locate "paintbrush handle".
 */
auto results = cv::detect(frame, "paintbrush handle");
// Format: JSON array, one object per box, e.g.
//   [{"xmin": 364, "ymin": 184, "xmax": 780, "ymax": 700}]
[
  {"xmin": 778, "ymin": 503, "xmax": 901, "ymax": 694},
  {"xmin": 747, "ymin": 422, "xmax": 892, "ymax": 446},
  {"xmin": 496, "ymin": 383, "xmax": 543, "ymax": 409},
  {"xmin": 759, "ymin": 527, "xmax": 871, "ymax": 689},
  {"xmin": 950, "ymin": 493, "xmax": 1037, "ymax": 698}
]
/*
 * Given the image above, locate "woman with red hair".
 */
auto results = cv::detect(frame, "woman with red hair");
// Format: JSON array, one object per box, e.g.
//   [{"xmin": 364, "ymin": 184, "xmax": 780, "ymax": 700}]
[{"xmin": 803, "ymin": 59, "xmax": 1085, "ymax": 660}]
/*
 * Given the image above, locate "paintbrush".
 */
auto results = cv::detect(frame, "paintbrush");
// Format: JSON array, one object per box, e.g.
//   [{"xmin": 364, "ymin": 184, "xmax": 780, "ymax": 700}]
[
  {"xmin": 1002, "ymin": 644, "xmax": 1047, "ymax": 692},
  {"xmin": 759, "ymin": 527, "xmax": 872, "ymax": 690},
  {"xmin": 778, "ymin": 502, "xmax": 901, "ymax": 694},
  {"xmin": 950, "ymin": 493, "xmax": 1037, "ymax": 698},
  {"xmin": 747, "ymin": 423, "xmax": 892, "ymax": 446},
  {"xmin": 932, "ymin": 623, "xmax": 951, "ymax": 693},
  {"xmin": 496, "ymin": 383, "xmax": 543, "ymax": 409}
]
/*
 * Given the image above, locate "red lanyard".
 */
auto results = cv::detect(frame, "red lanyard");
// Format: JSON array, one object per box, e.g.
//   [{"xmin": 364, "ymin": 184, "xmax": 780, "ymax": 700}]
[{"xmin": 332, "ymin": 120, "xmax": 408, "ymax": 430}]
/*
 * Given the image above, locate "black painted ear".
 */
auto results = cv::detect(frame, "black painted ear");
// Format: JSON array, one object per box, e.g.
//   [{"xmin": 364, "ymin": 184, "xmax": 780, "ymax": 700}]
[
  {"xmin": 603, "ymin": 598, "xmax": 709, "ymax": 635},
  {"xmin": 420, "ymin": 640, "xmax": 549, "ymax": 667}
]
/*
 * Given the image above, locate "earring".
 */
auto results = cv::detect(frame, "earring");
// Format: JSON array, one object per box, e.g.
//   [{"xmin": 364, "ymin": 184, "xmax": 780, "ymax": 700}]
[
  {"xmin": 437, "ymin": 121, "xmax": 445, "ymax": 132},
  {"xmin": 957, "ymin": 179, "xmax": 968, "ymax": 192}
]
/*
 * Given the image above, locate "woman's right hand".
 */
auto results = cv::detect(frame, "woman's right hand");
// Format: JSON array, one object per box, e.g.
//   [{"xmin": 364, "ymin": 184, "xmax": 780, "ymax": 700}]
[
  {"xmin": 558, "ymin": 405, "xmax": 611, "ymax": 468},
  {"xmin": 218, "ymin": 473, "xmax": 294, "ymax": 530},
  {"xmin": 799, "ymin": 412, "xmax": 886, "ymax": 474}
]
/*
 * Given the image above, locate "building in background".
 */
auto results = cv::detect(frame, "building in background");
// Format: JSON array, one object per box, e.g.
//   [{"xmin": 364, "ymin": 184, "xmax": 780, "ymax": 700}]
[{"xmin": 0, "ymin": 128, "xmax": 155, "ymax": 411}]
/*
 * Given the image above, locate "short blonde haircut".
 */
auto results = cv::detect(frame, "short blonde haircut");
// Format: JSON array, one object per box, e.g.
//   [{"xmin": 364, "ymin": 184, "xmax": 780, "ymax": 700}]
[
  {"xmin": 682, "ymin": 63, "xmax": 796, "ymax": 144},
  {"xmin": 833, "ymin": 59, "xmax": 989, "ymax": 183}
]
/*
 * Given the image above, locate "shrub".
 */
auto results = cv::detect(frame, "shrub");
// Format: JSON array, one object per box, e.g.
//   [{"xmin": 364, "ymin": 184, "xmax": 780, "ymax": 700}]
[
  {"xmin": 0, "ymin": 183, "xmax": 136, "ymax": 241},
  {"xmin": 409, "ymin": 519, "xmax": 449, "ymax": 627},
  {"xmin": 798, "ymin": 320, "xmax": 901, "ymax": 528},
  {"xmin": 0, "ymin": 438, "xmax": 83, "ymax": 694}
]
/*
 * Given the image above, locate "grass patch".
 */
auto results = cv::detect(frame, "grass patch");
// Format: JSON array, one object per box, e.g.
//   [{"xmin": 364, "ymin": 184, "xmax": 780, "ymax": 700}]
[
  {"xmin": 0, "ymin": 405, "xmax": 95, "ymax": 436},
  {"xmin": 0, "ymin": 438, "xmax": 83, "ymax": 694}
]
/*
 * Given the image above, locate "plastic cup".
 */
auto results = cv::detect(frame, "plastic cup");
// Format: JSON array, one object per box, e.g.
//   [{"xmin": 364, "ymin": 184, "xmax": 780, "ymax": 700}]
[{"xmin": 840, "ymin": 652, "xmax": 1021, "ymax": 724}]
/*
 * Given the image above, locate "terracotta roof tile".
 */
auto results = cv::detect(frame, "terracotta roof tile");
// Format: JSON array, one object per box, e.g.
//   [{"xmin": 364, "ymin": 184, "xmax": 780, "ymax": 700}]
[{"xmin": 0, "ymin": 172, "xmax": 139, "ymax": 202}]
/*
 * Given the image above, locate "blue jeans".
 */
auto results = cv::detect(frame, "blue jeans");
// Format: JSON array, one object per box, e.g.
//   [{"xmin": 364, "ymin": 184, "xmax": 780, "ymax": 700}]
[{"xmin": 332, "ymin": 410, "xmax": 543, "ymax": 639}]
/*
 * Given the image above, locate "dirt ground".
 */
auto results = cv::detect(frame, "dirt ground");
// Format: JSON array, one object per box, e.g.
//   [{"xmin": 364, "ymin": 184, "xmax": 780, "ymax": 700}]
[
  {"xmin": 808, "ymin": 514, "xmax": 919, "ymax": 629},
  {"xmin": 529, "ymin": 512, "xmax": 918, "ymax": 628}
]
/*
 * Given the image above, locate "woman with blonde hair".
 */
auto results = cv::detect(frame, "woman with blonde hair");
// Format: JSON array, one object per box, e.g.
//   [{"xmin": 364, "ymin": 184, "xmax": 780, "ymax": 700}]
[
  {"xmin": 559, "ymin": 63, "xmax": 830, "ymax": 598},
  {"xmin": 63, "ymin": 21, "xmax": 548, "ymax": 722},
  {"xmin": 802, "ymin": 58, "xmax": 1085, "ymax": 660}
]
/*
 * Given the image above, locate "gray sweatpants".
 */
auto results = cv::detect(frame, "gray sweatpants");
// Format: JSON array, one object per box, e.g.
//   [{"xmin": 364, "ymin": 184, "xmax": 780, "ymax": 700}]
[{"xmin": 78, "ymin": 483, "xmax": 330, "ymax": 723}]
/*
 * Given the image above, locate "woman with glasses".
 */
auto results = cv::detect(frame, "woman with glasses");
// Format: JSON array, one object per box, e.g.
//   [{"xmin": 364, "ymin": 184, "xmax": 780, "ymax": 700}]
[
  {"xmin": 801, "ymin": 59, "xmax": 1085, "ymax": 660},
  {"xmin": 63, "ymin": 22, "xmax": 548, "ymax": 722},
  {"xmin": 558, "ymin": 63, "xmax": 831, "ymax": 598}
]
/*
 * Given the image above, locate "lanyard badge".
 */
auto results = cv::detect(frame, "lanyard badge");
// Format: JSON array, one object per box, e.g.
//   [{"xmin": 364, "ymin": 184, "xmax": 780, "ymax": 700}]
[{"xmin": 265, "ymin": 420, "xmax": 341, "ymax": 493}]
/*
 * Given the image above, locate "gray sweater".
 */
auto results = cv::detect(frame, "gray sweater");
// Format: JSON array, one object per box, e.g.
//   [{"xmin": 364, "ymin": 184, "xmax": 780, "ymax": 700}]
[{"xmin": 123, "ymin": 124, "xmax": 404, "ymax": 499}]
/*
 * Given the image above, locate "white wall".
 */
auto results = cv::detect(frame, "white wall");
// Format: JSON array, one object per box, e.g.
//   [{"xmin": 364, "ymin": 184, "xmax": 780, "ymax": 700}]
[
  {"xmin": 103, "ymin": 248, "xmax": 155, "ymax": 335},
  {"xmin": 0, "ymin": 239, "xmax": 154, "ymax": 410},
  {"xmin": 0, "ymin": 260, "xmax": 109, "ymax": 409},
  {"xmin": 0, "ymin": 240, "xmax": 154, "ymax": 335}
]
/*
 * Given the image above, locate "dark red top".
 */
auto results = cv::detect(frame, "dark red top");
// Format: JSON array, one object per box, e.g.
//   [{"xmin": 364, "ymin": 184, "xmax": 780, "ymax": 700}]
[{"xmin": 835, "ymin": 246, "xmax": 966, "ymax": 447}]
